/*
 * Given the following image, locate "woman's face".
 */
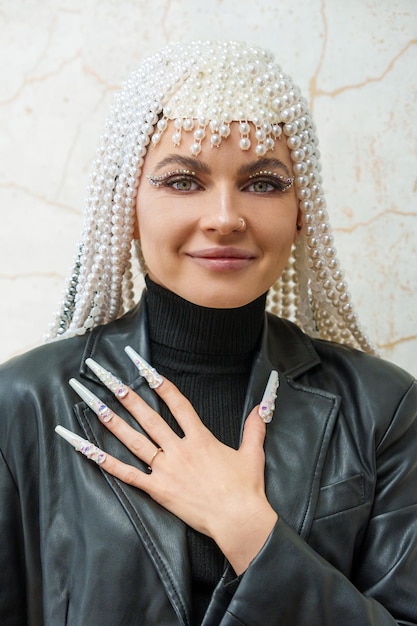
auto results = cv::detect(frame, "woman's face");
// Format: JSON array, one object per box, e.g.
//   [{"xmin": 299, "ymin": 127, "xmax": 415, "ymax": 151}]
[{"xmin": 135, "ymin": 121, "xmax": 302, "ymax": 308}]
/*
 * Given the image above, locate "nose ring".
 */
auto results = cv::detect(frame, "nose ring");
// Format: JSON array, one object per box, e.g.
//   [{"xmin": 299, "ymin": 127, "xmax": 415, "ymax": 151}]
[{"xmin": 237, "ymin": 217, "xmax": 246, "ymax": 232}]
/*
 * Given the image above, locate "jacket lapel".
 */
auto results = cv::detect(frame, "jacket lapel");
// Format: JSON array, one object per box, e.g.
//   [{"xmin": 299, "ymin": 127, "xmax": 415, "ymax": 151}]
[
  {"xmin": 74, "ymin": 300, "xmax": 193, "ymax": 626},
  {"xmin": 264, "ymin": 374, "xmax": 340, "ymax": 538},
  {"xmin": 245, "ymin": 316, "xmax": 340, "ymax": 539}
]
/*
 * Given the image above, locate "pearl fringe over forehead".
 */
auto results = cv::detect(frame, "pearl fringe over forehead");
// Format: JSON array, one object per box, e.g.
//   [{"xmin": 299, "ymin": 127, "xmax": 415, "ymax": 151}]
[
  {"xmin": 152, "ymin": 42, "xmax": 289, "ymax": 156},
  {"xmin": 46, "ymin": 40, "xmax": 375, "ymax": 354}
]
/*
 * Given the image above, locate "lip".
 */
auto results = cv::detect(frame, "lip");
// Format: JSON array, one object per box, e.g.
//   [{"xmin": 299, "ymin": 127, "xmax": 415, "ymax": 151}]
[{"xmin": 187, "ymin": 247, "xmax": 256, "ymax": 271}]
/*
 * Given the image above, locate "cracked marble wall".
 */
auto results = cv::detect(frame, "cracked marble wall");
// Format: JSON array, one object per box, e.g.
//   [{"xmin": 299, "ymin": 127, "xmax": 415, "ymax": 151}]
[{"xmin": 1, "ymin": 0, "xmax": 416, "ymax": 375}]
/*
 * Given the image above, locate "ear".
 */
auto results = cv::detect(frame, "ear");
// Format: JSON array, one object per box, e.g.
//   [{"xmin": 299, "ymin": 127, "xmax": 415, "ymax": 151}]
[{"xmin": 293, "ymin": 208, "xmax": 303, "ymax": 242}]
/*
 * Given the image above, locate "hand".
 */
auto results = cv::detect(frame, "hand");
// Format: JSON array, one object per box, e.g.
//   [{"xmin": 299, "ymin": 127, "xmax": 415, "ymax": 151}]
[{"xmin": 59, "ymin": 355, "xmax": 279, "ymax": 574}]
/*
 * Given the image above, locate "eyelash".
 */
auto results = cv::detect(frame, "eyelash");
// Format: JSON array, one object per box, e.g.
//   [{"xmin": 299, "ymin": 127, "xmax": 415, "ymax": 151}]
[
  {"xmin": 245, "ymin": 171, "xmax": 294, "ymax": 193},
  {"xmin": 146, "ymin": 169, "xmax": 294, "ymax": 193},
  {"xmin": 146, "ymin": 169, "xmax": 196, "ymax": 189}
]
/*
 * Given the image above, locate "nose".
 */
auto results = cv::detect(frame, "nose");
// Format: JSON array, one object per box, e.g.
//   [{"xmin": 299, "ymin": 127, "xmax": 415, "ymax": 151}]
[{"xmin": 200, "ymin": 186, "xmax": 246, "ymax": 235}]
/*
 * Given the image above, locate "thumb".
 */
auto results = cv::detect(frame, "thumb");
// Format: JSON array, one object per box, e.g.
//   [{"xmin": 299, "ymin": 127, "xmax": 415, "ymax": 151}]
[
  {"xmin": 240, "ymin": 369, "xmax": 279, "ymax": 454},
  {"xmin": 240, "ymin": 407, "xmax": 267, "ymax": 454}
]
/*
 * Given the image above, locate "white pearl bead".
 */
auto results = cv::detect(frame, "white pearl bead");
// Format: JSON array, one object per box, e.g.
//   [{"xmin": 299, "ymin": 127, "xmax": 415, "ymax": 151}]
[
  {"xmin": 194, "ymin": 128, "xmax": 206, "ymax": 141},
  {"xmin": 240, "ymin": 137, "xmax": 251, "ymax": 150},
  {"xmin": 210, "ymin": 134, "xmax": 221, "ymax": 147},
  {"xmin": 157, "ymin": 118, "xmax": 168, "ymax": 131},
  {"xmin": 264, "ymin": 137, "xmax": 274, "ymax": 151},
  {"xmin": 219, "ymin": 124, "xmax": 230, "ymax": 137},
  {"xmin": 190, "ymin": 143, "xmax": 202, "ymax": 156},
  {"xmin": 183, "ymin": 118, "xmax": 194, "ymax": 131},
  {"xmin": 239, "ymin": 122, "xmax": 250, "ymax": 135}
]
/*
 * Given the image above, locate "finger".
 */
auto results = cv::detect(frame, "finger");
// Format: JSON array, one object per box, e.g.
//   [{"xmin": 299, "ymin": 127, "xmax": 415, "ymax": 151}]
[
  {"xmin": 123, "ymin": 347, "xmax": 203, "ymax": 434},
  {"xmin": 101, "ymin": 451, "xmax": 152, "ymax": 488},
  {"xmin": 108, "ymin": 415, "xmax": 161, "ymax": 465},
  {"xmin": 55, "ymin": 425, "xmax": 152, "ymax": 488},
  {"xmin": 147, "ymin": 446, "xmax": 164, "ymax": 470},
  {"xmin": 150, "ymin": 377, "xmax": 203, "ymax": 433},
  {"xmin": 84, "ymin": 359, "xmax": 178, "ymax": 445},
  {"xmin": 69, "ymin": 376, "xmax": 171, "ymax": 460},
  {"xmin": 240, "ymin": 368, "xmax": 279, "ymax": 455},
  {"xmin": 118, "ymin": 384, "xmax": 178, "ymax": 444}
]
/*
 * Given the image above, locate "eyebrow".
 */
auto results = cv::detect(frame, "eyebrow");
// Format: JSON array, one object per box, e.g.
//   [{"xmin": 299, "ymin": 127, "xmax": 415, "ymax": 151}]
[
  {"xmin": 237, "ymin": 158, "xmax": 291, "ymax": 177},
  {"xmin": 152, "ymin": 154, "xmax": 291, "ymax": 177},
  {"xmin": 153, "ymin": 155, "xmax": 211, "ymax": 174}
]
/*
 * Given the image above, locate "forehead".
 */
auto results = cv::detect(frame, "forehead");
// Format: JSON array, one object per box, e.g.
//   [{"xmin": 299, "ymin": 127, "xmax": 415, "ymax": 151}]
[{"xmin": 143, "ymin": 120, "xmax": 293, "ymax": 174}]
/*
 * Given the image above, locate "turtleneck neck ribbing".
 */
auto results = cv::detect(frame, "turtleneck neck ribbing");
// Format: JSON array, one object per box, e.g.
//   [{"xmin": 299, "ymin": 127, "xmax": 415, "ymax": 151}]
[
  {"xmin": 145, "ymin": 276, "xmax": 266, "ymax": 359},
  {"xmin": 143, "ymin": 276, "xmax": 267, "ymax": 625}
]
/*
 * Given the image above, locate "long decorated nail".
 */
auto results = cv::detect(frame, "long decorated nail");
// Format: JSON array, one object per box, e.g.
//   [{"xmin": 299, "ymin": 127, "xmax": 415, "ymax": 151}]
[
  {"xmin": 124, "ymin": 346, "xmax": 163, "ymax": 389},
  {"xmin": 258, "ymin": 370, "xmax": 279, "ymax": 423},
  {"xmin": 85, "ymin": 358, "xmax": 129, "ymax": 399},
  {"xmin": 69, "ymin": 378, "xmax": 114, "ymax": 423},
  {"xmin": 55, "ymin": 425, "xmax": 106, "ymax": 464}
]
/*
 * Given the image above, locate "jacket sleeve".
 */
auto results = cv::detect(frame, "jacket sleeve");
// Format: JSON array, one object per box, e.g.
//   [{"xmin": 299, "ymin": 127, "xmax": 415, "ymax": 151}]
[
  {"xmin": 0, "ymin": 355, "xmax": 44, "ymax": 626},
  {"xmin": 203, "ymin": 379, "xmax": 417, "ymax": 626},
  {"xmin": 0, "ymin": 447, "xmax": 28, "ymax": 625}
]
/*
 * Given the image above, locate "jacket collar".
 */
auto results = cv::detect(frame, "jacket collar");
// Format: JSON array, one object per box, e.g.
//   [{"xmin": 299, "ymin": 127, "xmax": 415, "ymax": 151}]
[
  {"xmin": 78, "ymin": 298, "xmax": 321, "ymax": 387},
  {"xmin": 74, "ymin": 296, "xmax": 339, "ymax": 625},
  {"xmin": 79, "ymin": 297, "xmax": 153, "ymax": 387}
]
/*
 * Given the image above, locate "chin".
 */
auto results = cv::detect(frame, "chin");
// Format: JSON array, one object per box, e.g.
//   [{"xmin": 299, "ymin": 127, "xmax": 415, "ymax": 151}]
[{"xmin": 186, "ymin": 291, "xmax": 259, "ymax": 309}]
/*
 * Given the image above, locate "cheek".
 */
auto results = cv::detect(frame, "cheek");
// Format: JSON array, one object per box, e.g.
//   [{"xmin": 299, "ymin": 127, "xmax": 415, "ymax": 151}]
[
  {"xmin": 137, "ymin": 196, "xmax": 196, "ymax": 243},
  {"xmin": 139, "ymin": 223, "xmax": 168, "ymax": 260},
  {"xmin": 256, "ymin": 215, "xmax": 296, "ymax": 248},
  {"xmin": 136, "ymin": 207, "xmax": 159, "ymax": 261},
  {"xmin": 136, "ymin": 208, "xmax": 184, "ymax": 270},
  {"xmin": 136, "ymin": 201, "xmax": 164, "ymax": 245}
]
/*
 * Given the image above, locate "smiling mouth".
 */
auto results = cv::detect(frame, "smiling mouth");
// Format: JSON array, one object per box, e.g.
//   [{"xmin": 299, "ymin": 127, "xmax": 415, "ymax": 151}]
[
  {"xmin": 189, "ymin": 247, "xmax": 255, "ymax": 259},
  {"xmin": 187, "ymin": 247, "xmax": 256, "ymax": 271}
]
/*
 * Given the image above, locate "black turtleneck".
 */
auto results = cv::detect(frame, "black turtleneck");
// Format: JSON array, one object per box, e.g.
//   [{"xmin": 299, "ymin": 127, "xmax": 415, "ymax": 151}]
[{"xmin": 145, "ymin": 277, "xmax": 266, "ymax": 625}]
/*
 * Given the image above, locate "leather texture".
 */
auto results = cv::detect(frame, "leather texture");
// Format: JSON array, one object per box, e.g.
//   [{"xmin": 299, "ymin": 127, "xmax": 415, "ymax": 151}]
[{"xmin": 0, "ymin": 296, "xmax": 416, "ymax": 625}]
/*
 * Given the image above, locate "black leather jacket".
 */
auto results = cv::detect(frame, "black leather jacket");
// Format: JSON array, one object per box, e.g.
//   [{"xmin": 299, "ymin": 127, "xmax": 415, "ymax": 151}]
[{"xmin": 1, "ymin": 297, "xmax": 416, "ymax": 625}]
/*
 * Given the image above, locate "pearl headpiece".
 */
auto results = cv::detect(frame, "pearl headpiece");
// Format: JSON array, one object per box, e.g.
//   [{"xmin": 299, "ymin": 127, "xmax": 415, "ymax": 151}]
[
  {"xmin": 46, "ymin": 40, "xmax": 375, "ymax": 354},
  {"xmin": 151, "ymin": 44, "xmax": 287, "ymax": 157}
]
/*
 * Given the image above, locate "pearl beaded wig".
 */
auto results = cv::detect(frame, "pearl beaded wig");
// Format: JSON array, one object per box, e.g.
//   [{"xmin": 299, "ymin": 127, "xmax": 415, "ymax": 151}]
[{"xmin": 46, "ymin": 40, "xmax": 374, "ymax": 353}]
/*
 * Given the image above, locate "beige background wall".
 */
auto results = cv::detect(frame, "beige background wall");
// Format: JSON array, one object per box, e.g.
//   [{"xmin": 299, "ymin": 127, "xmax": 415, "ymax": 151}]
[{"xmin": 1, "ymin": 0, "xmax": 416, "ymax": 375}]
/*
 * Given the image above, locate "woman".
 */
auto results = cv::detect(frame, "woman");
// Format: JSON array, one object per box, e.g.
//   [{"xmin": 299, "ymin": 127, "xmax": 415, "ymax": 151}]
[{"xmin": 0, "ymin": 40, "xmax": 416, "ymax": 625}]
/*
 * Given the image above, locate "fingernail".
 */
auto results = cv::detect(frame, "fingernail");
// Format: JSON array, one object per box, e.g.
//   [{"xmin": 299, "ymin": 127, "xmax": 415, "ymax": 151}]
[
  {"xmin": 85, "ymin": 358, "xmax": 129, "ymax": 399},
  {"xmin": 69, "ymin": 378, "xmax": 114, "ymax": 423},
  {"xmin": 258, "ymin": 370, "xmax": 279, "ymax": 423},
  {"xmin": 124, "ymin": 346, "xmax": 163, "ymax": 389},
  {"xmin": 55, "ymin": 425, "xmax": 106, "ymax": 464}
]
